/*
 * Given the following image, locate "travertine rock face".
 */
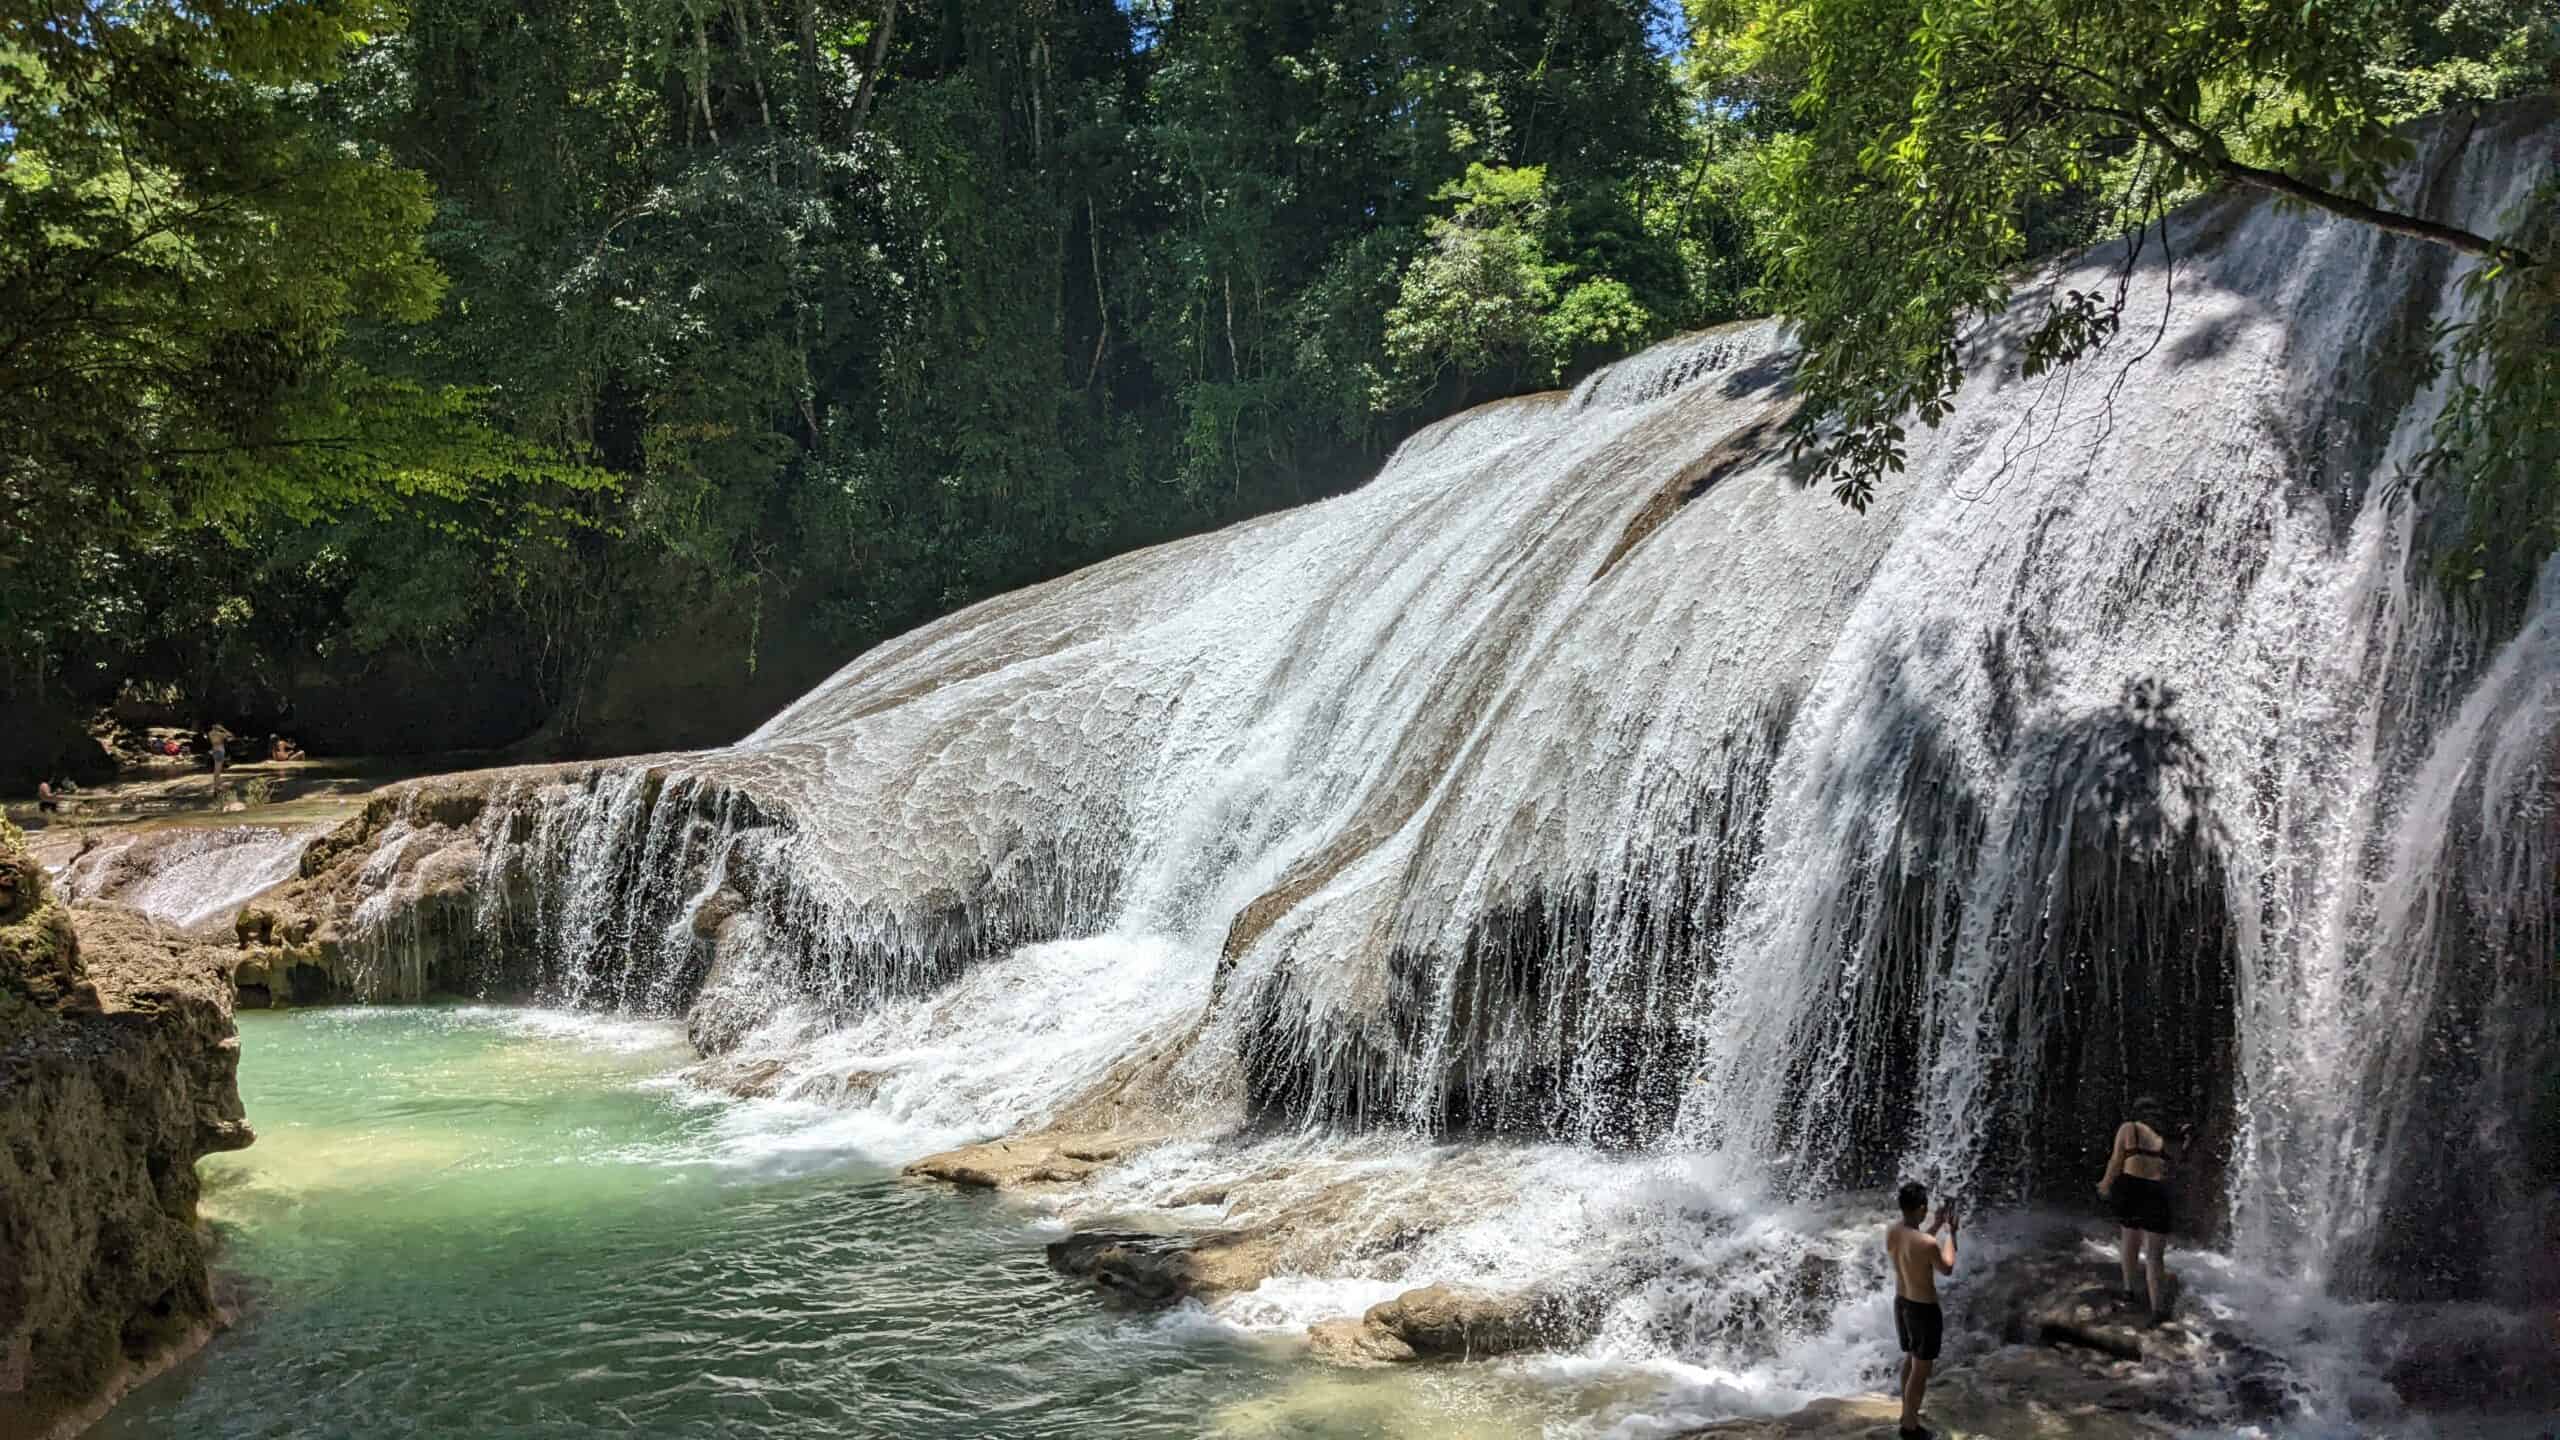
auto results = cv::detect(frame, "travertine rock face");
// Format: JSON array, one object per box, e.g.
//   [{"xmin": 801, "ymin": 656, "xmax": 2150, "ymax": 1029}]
[
  {"xmin": 1306, "ymin": 1282, "xmax": 1599, "ymax": 1366},
  {"xmin": 0, "ymin": 823, "xmax": 253, "ymax": 1440}
]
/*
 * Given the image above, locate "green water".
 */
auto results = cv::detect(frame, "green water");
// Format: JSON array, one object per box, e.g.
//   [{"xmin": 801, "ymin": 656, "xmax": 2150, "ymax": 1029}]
[{"xmin": 96, "ymin": 1008, "xmax": 1560, "ymax": 1440}]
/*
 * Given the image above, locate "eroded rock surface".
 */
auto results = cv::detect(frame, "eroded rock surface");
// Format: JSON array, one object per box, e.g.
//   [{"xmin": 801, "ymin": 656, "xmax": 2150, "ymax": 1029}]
[
  {"xmin": 1672, "ymin": 1372, "xmax": 2176, "ymax": 1440},
  {"xmin": 0, "ymin": 824, "xmax": 253, "ymax": 1439},
  {"xmin": 908, "ymin": 1133, "xmax": 1143, "ymax": 1190},
  {"xmin": 1307, "ymin": 1281, "xmax": 1602, "ymax": 1366},
  {"xmin": 1968, "ymin": 1238, "xmax": 2292, "ymax": 1417},
  {"xmin": 1042, "ymin": 1228, "xmax": 1281, "ymax": 1304}
]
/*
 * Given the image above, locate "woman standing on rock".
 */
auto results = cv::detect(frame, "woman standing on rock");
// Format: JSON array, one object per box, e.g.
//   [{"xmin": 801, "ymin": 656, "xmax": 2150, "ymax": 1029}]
[{"xmin": 2098, "ymin": 1095, "xmax": 2187, "ymax": 1320}]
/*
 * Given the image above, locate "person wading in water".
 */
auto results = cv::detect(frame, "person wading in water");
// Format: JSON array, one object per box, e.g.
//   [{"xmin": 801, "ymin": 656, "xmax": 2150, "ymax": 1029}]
[
  {"xmin": 2098, "ymin": 1093, "xmax": 2188, "ymax": 1321},
  {"xmin": 1885, "ymin": 1180, "xmax": 1958, "ymax": 1439}
]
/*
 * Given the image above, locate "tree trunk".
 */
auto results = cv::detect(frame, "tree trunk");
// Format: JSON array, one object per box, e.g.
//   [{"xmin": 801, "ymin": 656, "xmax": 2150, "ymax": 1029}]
[
  {"xmin": 851, "ymin": 0, "xmax": 898, "ymax": 129},
  {"xmin": 690, "ymin": 2, "xmax": 722, "ymax": 146}
]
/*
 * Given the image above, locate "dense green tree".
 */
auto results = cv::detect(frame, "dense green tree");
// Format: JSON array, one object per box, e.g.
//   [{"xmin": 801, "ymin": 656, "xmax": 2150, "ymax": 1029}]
[
  {"xmin": 1703, "ymin": 0, "xmax": 2557, "ymax": 523},
  {"xmin": 6, "ymin": 0, "xmax": 1783, "ymax": 771},
  {"xmin": 0, "ymin": 0, "xmax": 598, "ymax": 737}
]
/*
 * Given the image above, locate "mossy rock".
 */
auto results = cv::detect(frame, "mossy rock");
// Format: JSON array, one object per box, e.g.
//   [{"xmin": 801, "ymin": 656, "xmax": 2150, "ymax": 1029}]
[{"xmin": 0, "ymin": 828, "xmax": 96, "ymax": 1045}]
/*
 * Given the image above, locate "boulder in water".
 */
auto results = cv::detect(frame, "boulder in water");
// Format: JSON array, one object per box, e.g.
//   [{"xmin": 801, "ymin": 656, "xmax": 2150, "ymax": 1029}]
[
  {"xmin": 1958, "ymin": 1238, "xmax": 2292, "ymax": 1424},
  {"xmin": 1042, "ymin": 1227, "xmax": 1280, "ymax": 1305},
  {"xmin": 1307, "ymin": 1316, "xmax": 1418, "ymax": 1365},
  {"xmin": 906, "ymin": 1132, "xmax": 1139, "ymax": 1190},
  {"xmin": 681, "ymin": 1054, "xmax": 792, "ymax": 1098},
  {"xmin": 1305, "ymin": 1281, "xmax": 1601, "ymax": 1366}
]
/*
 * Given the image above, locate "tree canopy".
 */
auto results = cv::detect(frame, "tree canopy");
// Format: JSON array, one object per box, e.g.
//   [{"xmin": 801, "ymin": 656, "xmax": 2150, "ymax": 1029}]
[
  {"xmin": 1702, "ymin": 0, "xmax": 2558, "ymax": 523},
  {"xmin": 3, "ymin": 0, "xmax": 2552, "ymax": 778}
]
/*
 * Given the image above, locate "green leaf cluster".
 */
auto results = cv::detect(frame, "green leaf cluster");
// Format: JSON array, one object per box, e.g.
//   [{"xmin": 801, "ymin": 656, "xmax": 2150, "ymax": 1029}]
[{"xmin": 1701, "ymin": 0, "xmax": 2558, "ymax": 521}]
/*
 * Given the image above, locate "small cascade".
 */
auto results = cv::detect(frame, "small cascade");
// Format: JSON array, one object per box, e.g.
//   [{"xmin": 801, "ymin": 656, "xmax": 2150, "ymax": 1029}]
[
  {"xmin": 59, "ymin": 824, "xmax": 313, "ymax": 930},
  {"xmin": 296, "ymin": 99, "xmax": 2557, "ymax": 1367}
]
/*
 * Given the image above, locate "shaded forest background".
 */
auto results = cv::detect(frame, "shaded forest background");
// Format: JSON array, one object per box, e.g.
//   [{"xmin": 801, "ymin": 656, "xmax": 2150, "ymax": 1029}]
[
  {"xmin": 9, "ymin": 0, "xmax": 1791, "ymax": 774},
  {"xmin": 5, "ymin": 0, "xmax": 2551, "ymax": 781}
]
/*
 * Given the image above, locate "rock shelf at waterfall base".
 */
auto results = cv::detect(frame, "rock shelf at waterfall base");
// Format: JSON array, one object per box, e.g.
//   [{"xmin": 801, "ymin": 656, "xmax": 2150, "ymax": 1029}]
[{"xmin": 1, "ymin": 825, "xmax": 253, "ymax": 1440}]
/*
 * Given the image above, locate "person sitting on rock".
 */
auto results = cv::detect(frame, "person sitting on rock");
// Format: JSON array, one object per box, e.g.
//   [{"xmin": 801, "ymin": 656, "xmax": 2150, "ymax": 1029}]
[
  {"xmin": 2098, "ymin": 1094, "xmax": 2188, "ymax": 1321},
  {"xmin": 1886, "ymin": 1180, "xmax": 1958, "ymax": 1440},
  {"xmin": 36, "ymin": 780, "xmax": 59, "ymax": 814}
]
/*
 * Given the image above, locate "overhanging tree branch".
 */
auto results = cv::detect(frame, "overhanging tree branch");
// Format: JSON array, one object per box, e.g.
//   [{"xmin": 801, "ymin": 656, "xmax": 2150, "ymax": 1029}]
[{"xmin": 2012, "ymin": 61, "xmax": 2536, "ymax": 268}]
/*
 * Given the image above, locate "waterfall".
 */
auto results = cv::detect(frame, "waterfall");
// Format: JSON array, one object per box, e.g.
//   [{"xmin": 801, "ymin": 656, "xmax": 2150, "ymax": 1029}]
[
  {"xmin": 59, "ymin": 824, "xmax": 315, "ymax": 930},
  {"xmin": 337, "ymin": 104, "xmax": 2555, "ymax": 1316}
]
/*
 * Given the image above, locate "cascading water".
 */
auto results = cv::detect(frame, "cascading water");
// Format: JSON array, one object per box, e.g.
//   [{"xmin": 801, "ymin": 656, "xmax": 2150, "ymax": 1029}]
[
  {"xmin": 59, "ymin": 824, "xmax": 316, "ymax": 929},
  {"xmin": 311, "ymin": 101, "xmax": 2557, "ymax": 1424}
]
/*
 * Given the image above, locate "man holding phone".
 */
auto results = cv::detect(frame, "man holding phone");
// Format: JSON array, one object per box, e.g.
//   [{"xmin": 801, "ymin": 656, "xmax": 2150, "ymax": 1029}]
[{"xmin": 1885, "ymin": 1180, "xmax": 1959, "ymax": 1439}]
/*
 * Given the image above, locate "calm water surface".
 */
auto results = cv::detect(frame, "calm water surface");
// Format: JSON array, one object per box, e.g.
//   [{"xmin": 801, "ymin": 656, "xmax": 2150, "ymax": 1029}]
[{"xmin": 98, "ymin": 1008, "xmax": 1553, "ymax": 1440}]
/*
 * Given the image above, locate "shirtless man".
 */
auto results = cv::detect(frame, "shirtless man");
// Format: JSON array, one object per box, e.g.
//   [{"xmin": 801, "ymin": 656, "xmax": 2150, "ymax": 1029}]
[{"xmin": 1885, "ymin": 1180, "xmax": 1959, "ymax": 1439}]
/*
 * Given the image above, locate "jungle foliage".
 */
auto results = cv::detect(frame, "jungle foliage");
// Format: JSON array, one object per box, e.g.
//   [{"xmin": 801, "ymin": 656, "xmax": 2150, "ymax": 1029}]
[
  {"xmin": 3, "ymin": 0, "xmax": 2552, "ymax": 767},
  {"xmin": 4, "ymin": 0, "xmax": 1782, "ymax": 755}
]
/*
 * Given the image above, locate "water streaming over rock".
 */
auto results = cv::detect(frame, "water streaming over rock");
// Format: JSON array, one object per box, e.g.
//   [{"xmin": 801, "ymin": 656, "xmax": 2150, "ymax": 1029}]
[
  {"xmin": 59, "ymin": 824, "xmax": 317, "ymax": 930},
  {"xmin": 321, "ymin": 100, "xmax": 2555, "ymax": 1357}
]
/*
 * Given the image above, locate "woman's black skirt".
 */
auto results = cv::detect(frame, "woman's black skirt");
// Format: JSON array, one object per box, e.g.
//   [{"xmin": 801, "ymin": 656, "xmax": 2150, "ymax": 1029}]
[{"xmin": 2109, "ymin": 1175, "xmax": 2174, "ymax": 1234}]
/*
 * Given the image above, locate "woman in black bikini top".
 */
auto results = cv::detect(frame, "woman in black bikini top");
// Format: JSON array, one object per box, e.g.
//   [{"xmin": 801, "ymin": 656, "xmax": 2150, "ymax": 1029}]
[{"xmin": 2097, "ymin": 1095, "xmax": 2184, "ymax": 1321}]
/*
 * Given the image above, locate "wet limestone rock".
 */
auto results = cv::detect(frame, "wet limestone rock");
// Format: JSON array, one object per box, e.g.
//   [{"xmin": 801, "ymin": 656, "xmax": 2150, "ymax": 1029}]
[
  {"xmin": 1967, "ymin": 1240, "xmax": 2292, "ymax": 1421},
  {"xmin": 1307, "ymin": 1315, "xmax": 1418, "ymax": 1365},
  {"xmin": 905, "ymin": 1132, "xmax": 1141, "ymax": 1190},
  {"xmin": 1673, "ymin": 1238, "xmax": 2295, "ymax": 1440},
  {"xmin": 0, "ymin": 833, "xmax": 99, "ymax": 1042},
  {"xmin": 1042, "ymin": 1228, "xmax": 1282, "ymax": 1305},
  {"xmin": 1673, "ymin": 1355, "xmax": 2184, "ymax": 1439},
  {"xmin": 1675, "ymin": 1397, "xmax": 1907, "ymax": 1438},
  {"xmin": 231, "ymin": 907, "xmax": 313, "ymax": 951},
  {"xmin": 0, "ymin": 822, "xmax": 253, "ymax": 1439},
  {"xmin": 1306, "ymin": 1282, "xmax": 1601, "ymax": 1367},
  {"xmin": 682, "ymin": 1054, "xmax": 792, "ymax": 1099},
  {"xmin": 231, "ymin": 906, "xmax": 276, "ymax": 948},
  {"xmin": 2371, "ymin": 1304, "xmax": 2560, "ymax": 1414},
  {"xmin": 684, "ymin": 909, "xmax": 766, "ymax": 1056},
  {"xmin": 1974, "ymin": 1242, "xmax": 2183, "ymax": 1361},
  {"xmin": 227, "ymin": 905, "xmax": 330, "ymax": 1009}
]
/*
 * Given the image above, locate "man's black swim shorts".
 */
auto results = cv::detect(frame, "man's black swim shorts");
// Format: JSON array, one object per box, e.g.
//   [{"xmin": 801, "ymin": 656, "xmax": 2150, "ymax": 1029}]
[{"xmin": 1894, "ymin": 1296, "xmax": 1943, "ymax": 1361}]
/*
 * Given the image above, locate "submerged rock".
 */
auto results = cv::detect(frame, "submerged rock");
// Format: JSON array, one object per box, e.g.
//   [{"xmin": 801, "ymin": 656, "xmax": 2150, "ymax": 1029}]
[{"xmin": 0, "ymin": 824, "xmax": 252, "ymax": 1439}]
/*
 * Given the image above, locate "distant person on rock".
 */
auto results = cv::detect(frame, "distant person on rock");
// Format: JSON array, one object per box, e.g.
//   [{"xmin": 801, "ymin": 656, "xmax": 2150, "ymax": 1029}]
[
  {"xmin": 2098, "ymin": 1093, "xmax": 2189, "ymax": 1321},
  {"xmin": 206, "ymin": 725, "xmax": 231, "ymax": 781},
  {"xmin": 36, "ymin": 780, "xmax": 59, "ymax": 814},
  {"xmin": 1886, "ymin": 1180, "xmax": 1958, "ymax": 1439}
]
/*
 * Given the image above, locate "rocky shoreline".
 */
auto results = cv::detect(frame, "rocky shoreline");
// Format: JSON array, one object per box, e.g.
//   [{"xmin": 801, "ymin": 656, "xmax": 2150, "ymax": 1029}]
[
  {"xmin": 1, "ymin": 823, "xmax": 254, "ymax": 1439},
  {"xmin": 902, "ymin": 1129, "xmax": 2560, "ymax": 1435}
]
